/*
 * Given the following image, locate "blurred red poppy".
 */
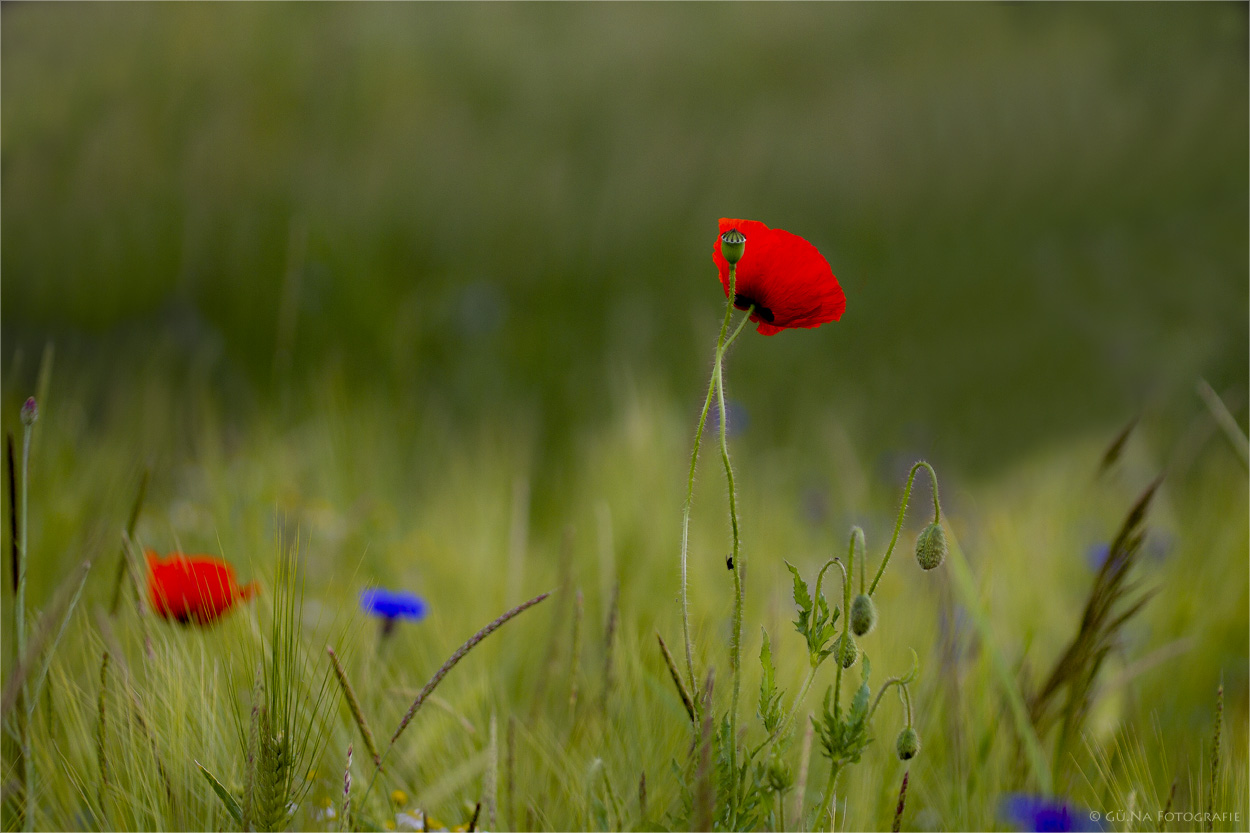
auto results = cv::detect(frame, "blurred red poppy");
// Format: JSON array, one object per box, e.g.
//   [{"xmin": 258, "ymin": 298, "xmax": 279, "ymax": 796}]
[
  {"xmin": 712, "ymin": 218, "xmax": 846, "ymax": 336},
  {"xmin": 146, "ymin": 550, "xmax": 258, "ymax": 625}
]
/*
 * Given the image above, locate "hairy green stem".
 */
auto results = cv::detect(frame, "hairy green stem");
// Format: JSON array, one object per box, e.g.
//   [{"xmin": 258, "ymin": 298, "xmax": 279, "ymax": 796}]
[
  {"xmin": 849, "ymin": 527, "xmax": 866, "ymax": 595},
  {"xmin": 814, "ymin": 762, "xmax": 841, "ymax": 832},
  {"xmin": 715, "ymin": 264, "xmax": 746, "ymax": 800},
  {"xmin": 869, "ymin": 461, "xmax": 940, "ymax": 596},
  {"xmin": 677, "ymin": 278, "xmax": 753, "ymax": 708},
  {"xmin": 749, "ymin": 665, "xmax": 818, "ymax": 766},
  {"xmin": 679, "ymin": 347, "xmax": 721, "ymax": 701}
]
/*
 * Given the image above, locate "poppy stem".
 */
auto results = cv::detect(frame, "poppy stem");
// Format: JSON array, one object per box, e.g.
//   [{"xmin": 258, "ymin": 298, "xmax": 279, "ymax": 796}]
[
  {"xmin": 868, "ymin": 461, "xmax": 940, "ymax": 596},
  {"xmin": 678, "ymin": 360, "xmax": 717, "ymax": 704},
  {"xmin": 714, "ymin": 265, "xmax": 745, "ymax": 796},
  {"xmin": 677, "ymin": 300, "xmax": 755, "ymax": 712}
]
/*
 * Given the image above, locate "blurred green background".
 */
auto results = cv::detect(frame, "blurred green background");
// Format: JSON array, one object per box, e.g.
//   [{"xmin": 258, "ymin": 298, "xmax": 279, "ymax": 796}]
[{"xmin": 3, "ymin": 3, "xmax": 1246, "ymax": 476}]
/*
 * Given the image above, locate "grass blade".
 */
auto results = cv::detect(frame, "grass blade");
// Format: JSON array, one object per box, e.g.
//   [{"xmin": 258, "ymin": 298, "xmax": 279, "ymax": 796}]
[
  {"xmin": 1, "ymin": 559, "xmax": 91, "ymax": 720},
  {"xmin": 196, "ymin": 759, "xmax": 244, "ymax": 826}
]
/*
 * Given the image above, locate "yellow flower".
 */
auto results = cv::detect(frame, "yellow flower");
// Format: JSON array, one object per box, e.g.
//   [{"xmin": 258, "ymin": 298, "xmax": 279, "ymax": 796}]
[{"xmin": 391, "ymin": 789, "xmax": 409, "ymax": 807}]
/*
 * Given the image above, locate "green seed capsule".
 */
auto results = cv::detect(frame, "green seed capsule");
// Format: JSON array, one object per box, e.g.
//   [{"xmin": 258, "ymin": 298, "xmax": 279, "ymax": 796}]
[
  {"xmin": 720, "ymin": 228, "xmax": 746, "ymax": 265},
  {"xmin": 850, "ymin": 593, "xmax": 877, "ymax": 636},
  {"xmin": 915, "ymin": 522, "xmax": 947, "ymax": 571},
  {"xmin": 896, "ymin": 727, "xmax": 921, "ymax": 760}
]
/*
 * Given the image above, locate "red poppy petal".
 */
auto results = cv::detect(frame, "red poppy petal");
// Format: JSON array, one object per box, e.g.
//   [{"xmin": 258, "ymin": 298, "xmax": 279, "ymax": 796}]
[{"xmin": 712, "ymin": 218, "xmax": 844, "ymax": 335}]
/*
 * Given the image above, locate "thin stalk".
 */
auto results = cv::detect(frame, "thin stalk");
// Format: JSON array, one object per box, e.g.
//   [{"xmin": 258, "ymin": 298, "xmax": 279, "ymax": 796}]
[
  {"xmin": 791, "ymin": 717, "xmax": 814, "ymax": 827},
  {"xmin": 1197, "ymin": 379, "xmax": 1249, "ymax": 467},
  {"xmin": 16, "ymin": 418, "xmax": 33, "ymax": 817},
  {"xmin": 813, "ymin": 762, "xmax": 841, "ymax": 832},
  {"xmin": 363, "ymin": 591, "xmax": 552, "ymax": 807},
  {"xmin": 715, "ymin": 265, "xmax": 746, "ymax": 790},
  {"xmin": 831, "ymin": 558, "xmax": 850, "ymax": 711},
  {"xmin": 749, "ymin": 665, "xmax": 817, "ymax": 765},
  {"xmin": 108, "ymin": 468, "xmax": 149, "ymax": 616},
  {"xmin": 869, "ymin": 462, "xmax": 940, "ymax": 596},
  {"xmin": 891, "ymin": 769, "xmax": 909, "ymax": 833},
  {"xmin": 679, "ymin": 355, "xmax": 718, "ymax": 702},
  {"xmin": 850, "ymin": 527, "xmax": 865, "ymax": 595},
  {"xmin": 677, "ymin": 282, "xmax": 753, "ymax": 711}
]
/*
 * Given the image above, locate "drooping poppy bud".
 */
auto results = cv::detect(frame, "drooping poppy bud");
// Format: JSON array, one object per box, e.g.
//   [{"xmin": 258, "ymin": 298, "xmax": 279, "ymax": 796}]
[
  {"xmin": 835, "ymin": 633, "xmax": 858, "ymax": 669},
  {"xmin": 896, "ymin": 727, "xmax": 921, "ymax": 760},
  {"xmin": 850, "ymin": 593, "xmax": 877, "ymax": 636},
  {"xmin": 915, "ymin": 523, "xmax": 947, "ymax": 571}
]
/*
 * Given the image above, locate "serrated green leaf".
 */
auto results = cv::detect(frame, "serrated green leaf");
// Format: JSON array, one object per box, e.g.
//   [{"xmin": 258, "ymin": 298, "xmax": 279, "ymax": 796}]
[
  {"xmin": 850, "ymin": 679, "xmax": 870, "ymax": 726},
  {"xmin": 785, "ymin": 561, "xmax": 812, "ymax": 612},
  {"xmin": 758, "ymin": 628, "xmax": 784, "ymax": 733},
  {"xmin": 195, "ymin": 760, "xmax": 243, "ymax": 826}
]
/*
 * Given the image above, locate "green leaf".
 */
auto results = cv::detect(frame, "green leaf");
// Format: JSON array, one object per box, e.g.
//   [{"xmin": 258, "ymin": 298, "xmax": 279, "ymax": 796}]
[
  {"xmin": 757, "ymin": 628, "xmax": 783, "ymax": 733},
  {"xmin": 786, "ymin": 561, "xmax": 812, "ymax": 613},
  {"xmin": 850, "ymin": 679, "xmax": 870, "ymax": 727},
  {"xmin": 195, "ymin": 760, "xmax": 243, "ymax": 826}
]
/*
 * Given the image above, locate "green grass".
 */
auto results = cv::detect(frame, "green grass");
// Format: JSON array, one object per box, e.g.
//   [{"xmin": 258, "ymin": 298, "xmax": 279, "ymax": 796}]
[{"xmin": 0, "ymin": 365, "xmax": 1245, "ymax": 831}]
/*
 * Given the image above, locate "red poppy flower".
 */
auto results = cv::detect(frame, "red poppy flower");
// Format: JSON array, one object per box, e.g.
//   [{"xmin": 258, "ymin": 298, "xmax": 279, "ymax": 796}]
[
  {"xmin": 712, "ymin": 218, "xmax": 846, "ymax": 336},
  {"xmin": 146, "ymin": 550, "xmax": 258, "ymax": 625}
]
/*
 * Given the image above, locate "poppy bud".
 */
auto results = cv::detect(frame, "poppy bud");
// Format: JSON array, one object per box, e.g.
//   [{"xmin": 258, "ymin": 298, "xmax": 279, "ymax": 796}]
[
  {"xmin": 850, "ymin": 593, "xmax": 876, "ymax": 636},
  {"xmin": 720, "ymin": 228, "xmax": 746, "ymax": 265},
  {"xmin": 915, "ymin": 522, "xmax": 947, "ymax": 571},
  {"xmin": 20, "ymin": 397, "xmax": 37, "ymax": 426},
  {"xmin": 896, "ymin": 726, "xmax": 920, "ymax": 760},
  {"xmin": 765, "ymin": 755, "xmax": 793, "ymax": 794},
  {"xmin": 835, "ymin": 633, "xmax": 858, "ymax": 668}
]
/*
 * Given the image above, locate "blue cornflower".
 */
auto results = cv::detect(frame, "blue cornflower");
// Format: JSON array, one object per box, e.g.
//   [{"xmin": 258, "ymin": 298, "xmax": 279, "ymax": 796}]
[
  {"xmin": 1085, "ymin": 543, "xmax": 1112, "ymax": 571},
  {"xmin": 1000, "ymin": 794, "xmax": 1103, "ymax": 832},
  {"xmin": 361, "ymin": 588, "xmax": 428, "ymax": 622}
]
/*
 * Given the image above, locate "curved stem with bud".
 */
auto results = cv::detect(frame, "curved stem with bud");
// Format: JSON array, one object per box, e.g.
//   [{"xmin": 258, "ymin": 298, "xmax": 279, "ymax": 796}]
[{"xmin": 868, "ymin": 461, "xmax": 941, "ymax": 596}]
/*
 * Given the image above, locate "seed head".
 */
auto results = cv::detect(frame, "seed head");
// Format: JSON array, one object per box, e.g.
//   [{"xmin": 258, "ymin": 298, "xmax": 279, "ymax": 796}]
[
  {"xmin": 850, "ymin": 593, "xmax": 877, "ymax": 636},
  {"xmin": 720, "ymin": 228, "xmax": 746, "ymax": 265},
  {"xmin": 896, "ymin": 726, "xmax": 920, "ymax": 760},
  {"xmin": 915, "ymin": 522, "xmax": 947, "ymax": 571}
]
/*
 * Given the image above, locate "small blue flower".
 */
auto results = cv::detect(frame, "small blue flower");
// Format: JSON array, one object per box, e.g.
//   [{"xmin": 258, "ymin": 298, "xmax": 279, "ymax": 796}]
[
  {"xmin": 360, "ymin": 589, "xmax": 428, "ymax": 622},
  {"xmin": 1000, "ymin": 794, "xmax": 1103, "ymax": 832},
  {"xmin": 1085, "ymin": 543, "xmax": 1112, "ymax": 571}
]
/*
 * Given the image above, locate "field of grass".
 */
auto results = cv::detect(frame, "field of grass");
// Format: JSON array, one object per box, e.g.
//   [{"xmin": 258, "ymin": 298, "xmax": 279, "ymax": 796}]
[
  {"xmin": 0, "ymin": 358, "xmax": 1245, "ymax": 831},
  {"xmin": 1, "ymin": 4, "xmax": 1247, "ymax": 832}
]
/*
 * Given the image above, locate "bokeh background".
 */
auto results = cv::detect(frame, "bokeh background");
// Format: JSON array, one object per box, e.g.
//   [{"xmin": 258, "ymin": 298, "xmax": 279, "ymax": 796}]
[
  {"xmin": 4, "ymin": 3, "xmax": 1246, "ymax": 471},
  {"xmin": 1, "ymin": 5, "xmax": 1247, "ymax": 829}
]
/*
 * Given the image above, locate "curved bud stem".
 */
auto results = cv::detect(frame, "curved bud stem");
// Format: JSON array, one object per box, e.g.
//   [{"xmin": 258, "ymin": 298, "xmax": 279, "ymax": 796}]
[
  {"xmin": 899, "ymin": 683, "xmax": 914, "ymax": 728},
  {"xmin": 830, "ymin": 558, "xmax": 849, "ymax": 710},
  {"xmin": 869, "ymin": 461, "xmax": 941, "ymax": 596},
  {"xmin": 848, "ymin": 526, "xmax": 866, "ymax": 595},
  {"xmin": 867, "ymin": 650, "xmax": 920, "ymax": 724}
]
